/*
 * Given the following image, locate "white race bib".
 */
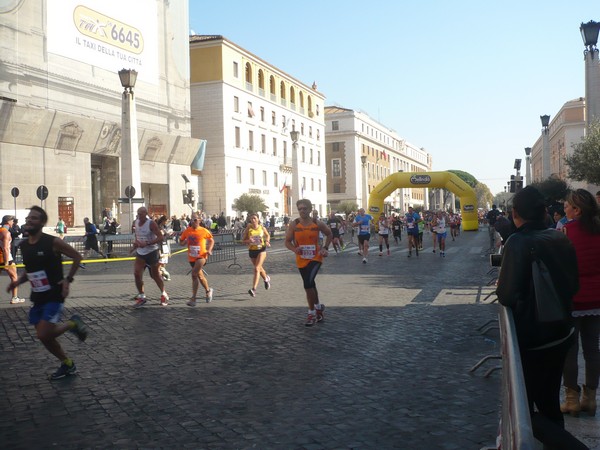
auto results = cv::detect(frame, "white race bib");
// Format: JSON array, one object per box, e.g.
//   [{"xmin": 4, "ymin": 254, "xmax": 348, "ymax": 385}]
[
  {"xmin": 27, "ymin": 270, "xmax": 51, "ymax": 292},
  {"xmin": 299, "ymin": 245, "xmax": 316, "ymax": 259},
  {"xmin": 189, "ymin": 245, "xmax": 201, "ymax": 258}
]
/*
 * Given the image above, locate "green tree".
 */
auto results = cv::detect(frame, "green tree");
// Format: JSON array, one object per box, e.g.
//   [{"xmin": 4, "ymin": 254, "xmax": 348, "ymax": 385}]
[
  {"xmin": 448, "ymin": 169, "xmax": 477, "ymax": 188},
  {"xmin": 565, "ymin": 119, "xmax": 600, "ymax": 185},
  {"xmin": 474, "ymin": 182, "xmax": 493, "ymax": 209},
  {"xmin": 531, "ymin": 177, "xmax": 570, "ymax": 204},
  {"xmin": 232, "ymin": 194, "xmax": 267, "ymax": 215},
  {"xmin": 336, "ymin": 200, "xmax": 359, "ymax": 216}
]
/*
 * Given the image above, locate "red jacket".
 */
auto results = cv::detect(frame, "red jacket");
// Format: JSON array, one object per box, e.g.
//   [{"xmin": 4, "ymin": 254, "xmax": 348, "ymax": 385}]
[{"xmin": 564, "ymin": 220, "xmax": 600, "ymax": 311}]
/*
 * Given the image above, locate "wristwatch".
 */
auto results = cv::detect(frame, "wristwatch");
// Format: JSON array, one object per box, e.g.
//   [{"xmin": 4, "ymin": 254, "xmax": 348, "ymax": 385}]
[{"xmin": 66, "ymin": 276, "xmax": 75, "ymax": 283}]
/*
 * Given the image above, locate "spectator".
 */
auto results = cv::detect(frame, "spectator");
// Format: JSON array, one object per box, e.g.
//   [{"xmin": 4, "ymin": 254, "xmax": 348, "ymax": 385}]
[
  {"xmin": 561, "ymin": 189, "xmax": 600, "ymax": 418},
  {"xmin": 496, "ymin": 186, "xmax": 586, "ymax": 449},
  {"xmin": 486, "ymin": 204, "xmax": 500, "ymax": 250},
  {"xmin": 9, "ymin": 218, "xmax": 21, "ymax": 260}
]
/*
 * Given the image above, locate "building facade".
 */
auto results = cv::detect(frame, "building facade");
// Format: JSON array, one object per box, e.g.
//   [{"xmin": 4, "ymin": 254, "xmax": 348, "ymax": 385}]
[
  {"xmin": 0, "ymin": 0, "xmax": 200, "ymax": 227},
  {"xmin": 324, "ymin": 106, "xmax": 432, "ymax": 213},
  {"xmin": 189, "ymin": 35, "xmax": 327, "ymax": 219}
]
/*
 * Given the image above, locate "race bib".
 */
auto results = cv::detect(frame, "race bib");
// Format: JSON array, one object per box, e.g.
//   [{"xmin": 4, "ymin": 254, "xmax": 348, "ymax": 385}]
[
  {"xmin": 27, "ymin": 270, "xmax": 51, "ymax": 292},
  {"xmin": 407, "ymin": 223, "xmax": 414, "ymax": 229},
  {"xmin": 330, "ymin": 223, "xmax": 337, "ymax": 229},
  {"xmin": 250, "ymin": 235, "xmax": 262, "ymax": 248},
  {"xmin": 299, "ymin": 245, "xmax": 316, "ymax": 259},
  {"xmin": 360, "ymin": 224, "xmax": 370, "ymax": 232},
  {"xmin": 189, "ymin": 245, "xmax": 201, "ymax": 258}
]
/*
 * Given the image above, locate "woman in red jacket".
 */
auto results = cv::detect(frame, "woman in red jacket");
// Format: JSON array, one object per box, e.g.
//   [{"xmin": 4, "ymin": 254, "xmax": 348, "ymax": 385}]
[{"xmin": 562, "ymin": 189, "xmax": 600, "ymax": 417}]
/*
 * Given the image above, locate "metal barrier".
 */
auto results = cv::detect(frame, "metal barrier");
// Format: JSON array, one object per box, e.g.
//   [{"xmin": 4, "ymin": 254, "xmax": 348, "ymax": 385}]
[
  {"xmin": 497, "ymin": 306, "xmax": 536, "ymax": 450},
  {"xmin": 12, "ymin": 232, "xmax": 241, "ymax": 268}
]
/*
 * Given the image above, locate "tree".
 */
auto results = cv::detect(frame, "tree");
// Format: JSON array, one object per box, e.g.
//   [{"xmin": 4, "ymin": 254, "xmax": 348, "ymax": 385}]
[
  {"xmin": 474, "ymin": 183, "xmax": 493, "ymax": 209},
  {"xmin": 448, "ymin": 169, "xmax": 477, "ymax": 188},
  {"xmin": 336, "ymin": 200, "xmax": 359, "ymax": 216},
  {"xmin": 565, "ymin": 119, "xmax": 600, "ymax": 185},
  {"xmin": 531, "ymin": 177, "xmax": 570, "ymax": 204},
  {"xmin": 232, "ymin": 194, "xmax": 267, "ymax": 215}
]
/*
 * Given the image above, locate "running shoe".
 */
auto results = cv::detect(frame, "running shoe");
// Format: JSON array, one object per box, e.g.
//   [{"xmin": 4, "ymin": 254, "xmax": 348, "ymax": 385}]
[
  {"xmin": 264, "ymin": 275, "xmax": 271, "ymax": 290},
  {"xmin": 305, "ymin": 313, "xmax": 317, "ymax": 327},
  {"xmin": 362, "ymin": 258, "xmax": 367, "ymax": 264},
  {"xmin": 10, "ymin": 297, "xmax": 25, "ymax": 304},
  {"xmin": 407, "ymin": 252, "xmax": 411, "ymax": 257},
  {"xmin": 415, "ymin": 247, "xmax": 419, "ymax": 257},
  {"xmin": 442, "ymin": 252, "xmax": 446, "ymax": 258},
  {"xmin": 316, "ymin": 304, "xmax": 325, "ymax": 323},
  {"xmin": 357, "ymin": 251, "xmax": 363, "ymax": 256},
  {"xmin": 248, "ymin": 288, "xmax": 256, "ymax": 298},
  {"xmin": 50, "ymin": 362, "xmax": 77, "ymax": 380},
  {"xmin": 160, "ymin": 293, "xmax": 169, "ymax": 306},
  {"xmin": 379, "ymin": 252, "xmax": 383, "ymax": 256},
  {"xmin": 133, "ymin": 294, "xmax": 147, "ymax": 308},
  {"xmin": 187, "ymin": 298, "xmax": 197, "ymax": 307},
  {"xmin": 69, "ymin": 315, "xmax": 88, "ymax": 342},
  {"xmin": 433, "ymin": 249, "xmax": 436, "ymax": 253},
  {"xmin": 206, "ymin": 288, "xmax": 214, "ymax": 303}
]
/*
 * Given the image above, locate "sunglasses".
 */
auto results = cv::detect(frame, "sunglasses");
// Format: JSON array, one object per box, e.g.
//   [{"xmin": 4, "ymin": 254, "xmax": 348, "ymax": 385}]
[{"xmin": 297, "ymin": 207, "xmax": 309, "ymax": 211}]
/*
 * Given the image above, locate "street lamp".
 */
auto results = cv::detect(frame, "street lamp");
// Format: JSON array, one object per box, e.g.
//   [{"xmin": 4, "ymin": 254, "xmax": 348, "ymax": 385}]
[
  {"xmin": 540, "ymin": 114, "xmax": 551, "ymax": 179},
  {"xmin": 360, "ymin": 155, "xmax": 368, "ymax": 209},
  {"xmin": 581, "ymin": 20, "xmax": 600, "ymax": 126},
  {"xmin": 290, "ymin": 130, "xmax": 300, "ymax": 210},
  {"xmin": 524, "ymin": 147, "xmax": 532, "ymax": 186},
  {"xmin": 118, "ymin": 68, "xmax": 142, "ymax": 232}
]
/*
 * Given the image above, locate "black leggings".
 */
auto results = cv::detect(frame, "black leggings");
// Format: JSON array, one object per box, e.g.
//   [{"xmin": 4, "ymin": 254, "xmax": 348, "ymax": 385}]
[{"xmin": 298, "ymin": 260, "xmax": 321, "ymax": 289}]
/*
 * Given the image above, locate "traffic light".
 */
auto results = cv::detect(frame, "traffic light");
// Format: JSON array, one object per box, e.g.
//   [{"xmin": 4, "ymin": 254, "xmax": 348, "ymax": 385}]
[{"xmin": 182, "ymin": 189, "xmax": 196, "ymax": 207}]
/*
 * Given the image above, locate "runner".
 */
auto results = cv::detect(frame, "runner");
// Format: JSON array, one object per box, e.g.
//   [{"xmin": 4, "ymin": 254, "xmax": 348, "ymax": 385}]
[
  {"xmin": 434, "ymin": 211, "xmax": 448, "ymax": 257},
  {"xmin": 242, "ymin": 213, "xmax": 271, "ymax": 297},
  {"xmin": 6, "ymin": 206, "xmax": 86, "ymax": 380},
  {"xmin": 179, "ymin": 213, "xmax": 214, "ymax": 306},
  {"xmin": 377, "ymin": 212, "xmax": 391, "ymax": 256},
  {"xmin": 405, "ymin": 206, "xmax": 421, "ymax": 257},
  {"xmin": 430, "ymin": 212, "xmax": 439, "ymax": 253},
  {"xmin": 1, "ymin": 215, "xmax": 24, "ymax": 303},
  {"xmin": 392, "ymin": 214, "xmax": 403, "ymax": 245},
  {"xmin": 326, "ymin": 212, "xmax": 343, "ymax": 254},
  {"xmin": 449, "ymin": 211, "xmax": 459, "ymax": 241},
  {"xmin": 353, "ymin": 208, "xmax": 373, "ymax": 263},
  {"xmin": 82, "ymin": 217, "xmax": 106, "ymax": 260},
  {"xmin": 285, "ymin": 199, "xmax": 332, "ymax": 327},
  {"xmin": 131, "ymin": 207, "xmax": 170, "ymax": 307}
]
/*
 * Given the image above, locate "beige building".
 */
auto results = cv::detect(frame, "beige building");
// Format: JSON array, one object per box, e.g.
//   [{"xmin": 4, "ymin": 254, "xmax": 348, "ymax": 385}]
[
  {"xmin": 324, "ymin": 106, "xmax": 432, "ymax": 213},
  {"xmin": 0, "ymin": 0, "xmax": 200, "ymax": 227},
  {"xmin": 189, "ymin": 35, "xmax": 327, "ymax": 219}
]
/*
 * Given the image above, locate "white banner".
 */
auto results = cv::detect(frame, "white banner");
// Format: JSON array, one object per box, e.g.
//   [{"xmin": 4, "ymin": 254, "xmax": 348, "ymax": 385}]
[{"xmin": 47, "ymin": 0, "xmax": 158, "ymax": 84}]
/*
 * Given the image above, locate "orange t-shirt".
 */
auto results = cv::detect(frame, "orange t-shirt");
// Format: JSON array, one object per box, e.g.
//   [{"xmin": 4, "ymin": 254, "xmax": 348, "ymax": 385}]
[
  {"xmin": 179, "ymin": 226, "xmax": 213, "ymax": 262},
  {"xmin": 293, "ymin": 220, "xmax": 323, "ymax": 268},
  {"xmin": 0, "ymin": 227, "xmax": 10, "ymax": 264}
]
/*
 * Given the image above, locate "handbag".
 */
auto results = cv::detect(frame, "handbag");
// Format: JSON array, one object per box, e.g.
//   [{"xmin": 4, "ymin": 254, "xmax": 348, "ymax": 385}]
[{"xmin": 531, "ymin": 248, "xmax": 567, "ymax": 323}]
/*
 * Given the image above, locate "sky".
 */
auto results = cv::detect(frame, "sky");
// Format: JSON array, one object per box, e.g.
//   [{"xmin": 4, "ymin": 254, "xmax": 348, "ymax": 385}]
[{"xmin": 189, "ymin": 1, "xmax": 599, "ymax": 196}]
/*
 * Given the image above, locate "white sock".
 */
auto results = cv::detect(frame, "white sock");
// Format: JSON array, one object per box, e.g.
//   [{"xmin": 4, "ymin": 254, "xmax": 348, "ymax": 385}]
[{"xmin": 308, "ymin": 309, "xmax": 316, "ymax": 315}]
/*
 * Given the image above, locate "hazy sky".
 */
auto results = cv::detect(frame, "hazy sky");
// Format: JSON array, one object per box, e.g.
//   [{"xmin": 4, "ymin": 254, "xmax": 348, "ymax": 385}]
[{"xmin": 189, "ymin": 1, "xmax": 599, "ymax": 195}]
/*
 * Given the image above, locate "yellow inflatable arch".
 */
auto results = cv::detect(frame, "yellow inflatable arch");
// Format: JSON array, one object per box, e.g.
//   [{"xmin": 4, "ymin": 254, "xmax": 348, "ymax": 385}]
[{"xmin": 367, "ymin": 171, "xmax": 479, "ymax": 231}]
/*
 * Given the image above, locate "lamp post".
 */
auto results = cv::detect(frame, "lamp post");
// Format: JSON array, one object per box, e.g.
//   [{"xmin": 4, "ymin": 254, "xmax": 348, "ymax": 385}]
[
  {"xmin": 118, "ymin": 68, "xmax": 141, "ymax": 231},
  {"xmin": 581, "ymin": 20, "xmax": 600, "ymax": 126},
  {"xmin": 290, "ymin": 130, "xmax": 300, "ymax": 210},
  {"xmin": 540, "ymin": 114, "xmax": 551, "ymax": 179},
  {"xmin": 524, "ymin": 147, "xmax": 532, "ymax": 186},
  {"xmin": 361, "ymin": 155, "xmax": 368, "ymax": 209}
]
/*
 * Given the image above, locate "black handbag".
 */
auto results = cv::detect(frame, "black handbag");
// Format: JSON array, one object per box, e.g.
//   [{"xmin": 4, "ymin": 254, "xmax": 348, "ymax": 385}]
[{"xmin": 531, "ymin": 248, "xmax": 567, "ymax": 323}]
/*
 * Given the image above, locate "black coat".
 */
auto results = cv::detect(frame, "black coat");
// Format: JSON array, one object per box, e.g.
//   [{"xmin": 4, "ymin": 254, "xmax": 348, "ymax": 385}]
[{"xmin": 496, "ymin": 222, "xmax": 579, "ymax": 349}]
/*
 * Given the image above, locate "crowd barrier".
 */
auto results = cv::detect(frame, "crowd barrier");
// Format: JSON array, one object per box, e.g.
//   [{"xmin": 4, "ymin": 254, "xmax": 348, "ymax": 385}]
[{"xmin": 10, "ymin": 232, "xmax": 240, "ymax": 268}]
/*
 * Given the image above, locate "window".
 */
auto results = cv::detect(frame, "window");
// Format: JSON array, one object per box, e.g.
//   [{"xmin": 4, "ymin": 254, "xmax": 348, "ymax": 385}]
[
  {"xmin": 318, "ymin": 179, "xmax": 322, "ymax": 192},
  {"xmin": 272, "ymin": 111, "xmax": 276, "ymax": 126},
  {"xmin": 272, "ymin": 138, "xmax": 277, "ymax": 156},
  {"xmin": 234, "ymin": 96, "xmax": 239, "ymax": 113},
  {"xmin": 309, "ymin": 148, "xmax": 313, "ymax": 164},
  {"xmin": 261, "ymin": 134, "xmax": 266, "ymax": 153},
  {"xmin": 233, "ymin": 62, "xmax": 239, "ymax": 78},
  {"xmin": 260, "ymin": 106, "xmax": 265, "ymax": 121},
  {"xmin": 332, "ymin": 159, "xmax": 341, "ymax": 177},
  {"xmin": 283, "ymin": 141, "xmax": 288, "ymax": 162},
  {"xmin": 302, "ymin": 177, "xmax": 306, "ymax": 193},
  {"xmin": 332, "ymin": 142, "xmax": 340, "ymax": 152},
  {"xmin": 235, "ymin": 127, "xmax": 241, "ymax": 148},
  {"xmin": 334, "ymin": 183, "xmax": 341, "ymax": 193},
  {"xmin": 332, "ymin": 121, "xmax": 339, "ymax": 131},
  {"xmin": 311, "ymin": 178, "xmax": 314, "ymax": 191},
  {"xmin": 301, "ymin": 123, "xmax": 304, "ymax": 135},
  {"xmin": 317, "ymin": 151, "xmax": 321, "ymax": 166},
  {"xmin": 262, "ymin": 170, "xmax": 267, "ymax": 186},
  {"xmin": 309, "ymin": 126, "xmax": 312, "ymax": 138},
  {"xmin": 250, "ymin": 168, "xmax": 255, "ymax": 185},
  {"xmin": 245, "ymin": 63, "xmax": 252, "ymax": 84},
  {"xmin": 301, "ymin": 146, "xmax": 305, "ymax": 162},
  {"xmin": 248, "ymin": 130, "xmax": 254, "ymax": 150},
  {"xmin": 236, "ymin": 166, "xmax": 242, "ymax": 183},
  {"xmin": 274, "ymin": 172, "xmax": 278, "ymax": 187},
  {"xmin": 248, "ymin": 101, "xmax": 254, "ymax": 118},
  {"xmin": 317, "ymin": 129, "xmax": 320, "ymax": 141}
]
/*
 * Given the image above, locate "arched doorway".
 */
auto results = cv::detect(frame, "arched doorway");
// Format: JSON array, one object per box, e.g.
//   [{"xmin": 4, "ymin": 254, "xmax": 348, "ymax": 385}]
[{"xmin": 368, "ymin": 171, "xmax": 478, "ymax": 231}]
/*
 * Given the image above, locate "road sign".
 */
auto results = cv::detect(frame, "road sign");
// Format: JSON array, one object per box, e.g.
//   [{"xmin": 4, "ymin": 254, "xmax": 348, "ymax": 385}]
[
  {"xmin": 125, "ymin": 185, "xmax": 136, "ymax": 199},
  {"xmin": 10, "ymin": 187, "xmax": 19, "ymax": 198},
  {"xmin": 36, "ymin": 185, "xmax": 49, "ymax": 201},
  {"xmin": 118, "ymin": 197, "xmax": 145, "ymax": 203}
]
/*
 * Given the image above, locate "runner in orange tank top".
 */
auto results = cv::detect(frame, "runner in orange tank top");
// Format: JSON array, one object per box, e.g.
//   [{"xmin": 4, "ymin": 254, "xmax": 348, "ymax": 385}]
[{"xmin": 284, "ymin": 199, "xmax": 332, "ymax": 327}]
